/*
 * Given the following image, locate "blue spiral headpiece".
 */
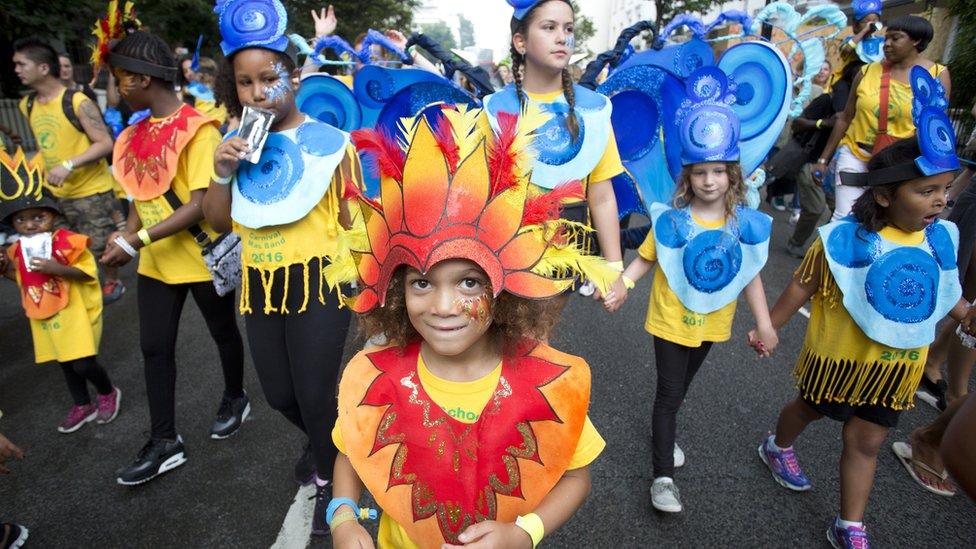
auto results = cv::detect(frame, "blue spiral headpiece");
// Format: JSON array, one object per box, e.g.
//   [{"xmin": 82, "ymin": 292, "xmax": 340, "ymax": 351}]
[
  {"xmin": 215, "ymin": 0, "xmax": 290, "ymax": 57},
  {"xmin": 675, "ymin": 67, "xmax": 740, "ymax": 166},
  {"xmin": 509, "ymin": 0, "xmax": 543, "ymax": 20},
  {"xmin": 853, "ymin": 0, "xmax": 882, "ymax": 21}
]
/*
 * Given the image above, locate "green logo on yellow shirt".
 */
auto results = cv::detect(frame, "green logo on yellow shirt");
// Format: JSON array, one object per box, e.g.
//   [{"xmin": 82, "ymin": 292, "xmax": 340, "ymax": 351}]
[{"xmin": 443, "ymin": 406, "xmax": 479, "ymax": 421}]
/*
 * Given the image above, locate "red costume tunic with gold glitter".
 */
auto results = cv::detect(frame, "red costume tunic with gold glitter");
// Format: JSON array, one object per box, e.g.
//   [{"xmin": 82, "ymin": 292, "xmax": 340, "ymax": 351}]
[
  {"xmin": 337, "ymin": 340, "xmax": 592, "ymax": 548},
  {"xmin": 112, "ymin": 103, "xmax": 218, "ymax": 200}
]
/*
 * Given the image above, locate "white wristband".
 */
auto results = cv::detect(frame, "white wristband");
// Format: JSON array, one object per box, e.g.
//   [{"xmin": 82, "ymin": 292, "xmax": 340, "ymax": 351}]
[
  {"xmin": 114, "ymin": 235, "xmax": 139, "ymax": 258},
  {"xmin": 62, "ymin": 159, "xmax": 75, "ymax": 172}
]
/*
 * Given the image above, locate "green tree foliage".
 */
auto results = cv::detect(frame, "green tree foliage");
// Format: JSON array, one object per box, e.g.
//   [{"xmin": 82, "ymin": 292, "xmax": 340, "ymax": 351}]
[
  {"xmin": 420, "ymin": 21, "xmax": 458, "ymax": 51},
  {"xmin": 949, "ymin": 0, "xmax": 976, "ymax": 108},
  {"xmin": 569, "ymin": 1, "xmax": 596, "ymax": 55},
  {"xmin": 458, "ymin": 14, "xmax": 475, "ymax": 49},
  {"xmin": 654, "ymin": 0, "xmax": 722, "ymax": 26}
]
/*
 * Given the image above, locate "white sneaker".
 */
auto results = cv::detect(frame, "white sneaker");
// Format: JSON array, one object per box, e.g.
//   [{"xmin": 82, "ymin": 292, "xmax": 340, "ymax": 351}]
[
  {"xmin": 789, "ymin": 209, "xmax": 800, "ymax": 225},
  {"xmin": 651, "ymin": 477, "xmax": 683, "ymax": 513},
  {"xmin": 578, "ymin": 280, "xmax": 595, "ymax": 296},
  {"xmin": 674, "ymin": 443, "xmax": 685, "ymax": 468}
]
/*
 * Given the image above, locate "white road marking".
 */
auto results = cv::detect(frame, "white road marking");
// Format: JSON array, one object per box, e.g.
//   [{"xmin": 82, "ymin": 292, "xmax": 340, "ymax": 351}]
[
  {"xmin": 799, "ymin": 306, "xmax": 811, "ymax": 319},
  {"xmin": 271, "ymin": 484, "xmax": 315, "ymax": 549}
]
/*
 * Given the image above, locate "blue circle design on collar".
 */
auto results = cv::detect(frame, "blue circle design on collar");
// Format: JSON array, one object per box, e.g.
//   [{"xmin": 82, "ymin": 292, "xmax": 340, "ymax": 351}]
[
  {"xmin": 683, "ymin": 230, "xmax": 742, "ymax": 293},
  {"xmin": 865, "ymin": 247, "xmax": 939, "ymax": 323},
  {"xmin": 297, "ymin": 122, "xmax": 344, "ymax": 157},
  {"xmin": 654, "ymin": 208, "xmax": 692, "ymax": 248},
  {"xmin": 535, "ymin": 103, "xmax": 585, "ymax": 166},
  {"xmin": 826, "ymin": 221, "xmax": 882, "ymax": 268},
  {"xmin": 237, "ymin": 133, "xmax": 304, "ymax": 204},
  {"xmin": 926, "ymin": 222, "xmax": 956, "ymax": 270}
]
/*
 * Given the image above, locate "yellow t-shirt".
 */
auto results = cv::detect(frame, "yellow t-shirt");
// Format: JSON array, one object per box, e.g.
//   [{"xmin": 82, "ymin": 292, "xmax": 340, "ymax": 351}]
[
  {"xmin": 637, "ymin": 214, "xmax": 737, "ymax": 347},
  {"xmin": 134, "ymin": 120, "xmax": 221, "ymax": 284},
  {"xmin": 840, "ymin": 62, "xmax": 946, "ymax": 161},
  {"xmin": 332, "ymin": 353, "xmax": 605, "ymax": 549},
  {"xmin": 19, "ymin": 89, "xmax": 114, "ymax": 199},
  {"xmin": 194, "ymin": 99, "xmax": 228, "ymax": 127},
  {"xmin": 17, "ymin": 248, "xmax": 103, "ymax": 363},
  {"xmin": 795, "ymin": 232, "xmax": 929, "ymax": 409}
]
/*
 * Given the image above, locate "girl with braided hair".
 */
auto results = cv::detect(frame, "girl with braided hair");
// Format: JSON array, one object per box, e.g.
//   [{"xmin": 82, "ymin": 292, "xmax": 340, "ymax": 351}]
[{"xmin": 482, "ymin": 0, "xmax": 627, "ymax": 317}]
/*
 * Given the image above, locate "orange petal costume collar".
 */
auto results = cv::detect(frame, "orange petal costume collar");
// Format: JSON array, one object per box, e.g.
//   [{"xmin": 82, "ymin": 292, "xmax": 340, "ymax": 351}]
[
  {"xmin": 338, "ymin": 341, "xmax": 590, "ymax": 547},
  {"xmin": 113, "ymin": 104, "xmax": 218, "ymax": 200},
  {"xmin": 8, "ymin": 229, "xmax": 89, "ymax": 320},
  {"xmin": 338, "ymin": 105, "xmax": 620, "ymax": 312}
]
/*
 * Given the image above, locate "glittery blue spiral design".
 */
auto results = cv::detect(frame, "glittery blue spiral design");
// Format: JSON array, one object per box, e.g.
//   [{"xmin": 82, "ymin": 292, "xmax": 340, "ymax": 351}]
[
  {"xmin": 536, "ymin": 102, "xmax": 585, "ymax": 166},
  {"xmin": 654, "ymin": 208, "xmax": 692, "ymax": 248},
  {"xmin": 297, "ymin": 123, "xmax": 344, "ymax": 157},
  {"xmin": 916, "ymin": 106, "xmax": 959, "ymax": 175},
  {"xmin": 375, "ymin": 82, "xmax": 475, "ymax": 135},
  {"xmin": 687, "ymin": 68, "xmax": 727, "ymax": 101},
  {"xmin": 682, "ymin": 230, "xmax": 742, "ymax": 293},
  {"xmin": 926, "ymin": 222, "xmax": 957, "ymax": 270},
  {"xmin": 216, "ymin": 0, "xmax": 288, "ymax": 55},
  {"xmin": 853, "ymin": 0, "xmax": 882, "ymax": 20},
  {"xmin": 826, "ymin": 220, "xmax": 882, "ymax": 268},
  {"xmin": 237, "ymin": 133, "xmax": 304, "ymax": 205},
  {"xmin": 296, "ymin": 75, "xmax": 362, "ymax": 131},
  {"xmin": 679, "ymin": 105, "xmax": 738, "ymax": 163},
  {"xmin": 864, "ymin": 248, "xmax": 939, "ymax": 323}
]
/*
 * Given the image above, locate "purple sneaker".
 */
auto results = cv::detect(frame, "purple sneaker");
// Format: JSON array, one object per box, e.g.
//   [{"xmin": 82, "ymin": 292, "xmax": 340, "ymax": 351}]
[
  {"xmin": 827, "ymin": 518, "xmax": 870, "ymax": 549},
  {"xmin": 758, "ymin": 434, "xmax": 812, "ymax": 491},
  {"xmin": 96, "ymin": 386, "xmax": 121, "ymax": 424},
  {"xmin": 58, "ymin": 404, "xmax": 97, "ymax": 433}
]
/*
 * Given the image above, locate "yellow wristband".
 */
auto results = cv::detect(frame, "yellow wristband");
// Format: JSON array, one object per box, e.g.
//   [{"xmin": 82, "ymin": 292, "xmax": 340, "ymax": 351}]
[
  {"xmin": 608, "ymin": 260, "xmax": 624, "ymax": 272},
  {"xmin": 515, "ymin": 513, "xmax": 544, "ymax": 548},
  {"xmin": 137, "ymin": 229, "xmax": 152, "ymax": 246},
  {"xmin": 621, "ymin": 274, "xmax": 635, "ymax": 289},
  {"xmin": 815, "ymin": 119, "xmax": 823, "ymax": 129},
  {"xmin": 328, "ymin": 509, "xmax": 357, "ymax": 532}
]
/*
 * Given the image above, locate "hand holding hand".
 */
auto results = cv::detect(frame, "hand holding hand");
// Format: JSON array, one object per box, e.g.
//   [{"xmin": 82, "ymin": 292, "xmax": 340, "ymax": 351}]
[{"xmin": 747, "ymin": 325, "xmax": 779, "ymax": 358}]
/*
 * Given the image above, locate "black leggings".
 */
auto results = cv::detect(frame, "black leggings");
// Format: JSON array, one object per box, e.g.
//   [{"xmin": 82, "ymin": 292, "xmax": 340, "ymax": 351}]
[
  {"xmin": 652, "ymin": 336, "xmax": 713, "ymax": 478},
  {"xmin": 138, "ymin": 274, "xmax": 245, "ymax": 440},
  {"xmin": 60, "ymin": 356, "xmax": 113, "ymax": 406},
  {"xmin": 243, "ymin": 259, "xmax": 351, "ymax": 477}
]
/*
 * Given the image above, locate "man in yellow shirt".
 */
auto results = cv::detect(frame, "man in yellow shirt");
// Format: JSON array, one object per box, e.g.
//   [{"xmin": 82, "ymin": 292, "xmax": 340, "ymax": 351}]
[{"xmin": 13, "ymin": 37, "xmax": 123, "ymax": 303}]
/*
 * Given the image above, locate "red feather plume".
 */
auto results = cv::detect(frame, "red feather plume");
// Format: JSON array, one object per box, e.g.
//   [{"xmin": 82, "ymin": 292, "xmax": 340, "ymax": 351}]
[
  {"xmin": 432, "ymin": 117, "xmax": 460, "ymax": 174},
  {"xmin": 521, "ymin": 181, "xmax": 584, "ymax": 225},
  {"xmin": 351, "ymin": 128, "xmax": 404, "ymax": 181},
  {"xmin": 487, "ymin": 111, "xmax": 520, "ymax": 198},
  {"xmin": 344, "ymin": 179, "xmax": 381, "ymax": 212}
]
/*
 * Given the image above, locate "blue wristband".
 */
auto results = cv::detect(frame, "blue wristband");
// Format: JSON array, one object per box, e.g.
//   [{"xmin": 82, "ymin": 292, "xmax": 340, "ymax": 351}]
[{"xmin": 326, "ymin": 497, "xmax": 359, "ymax": 524}]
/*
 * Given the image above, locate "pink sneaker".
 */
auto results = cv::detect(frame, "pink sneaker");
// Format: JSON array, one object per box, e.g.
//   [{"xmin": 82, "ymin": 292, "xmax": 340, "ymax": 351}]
[
  {"xmin": 58, "ymin": 404, "xmax": 97, "ymax": 433},
  {"xmin": 96, "ymin": 386, "xmax": 122, "ymax": 424}
]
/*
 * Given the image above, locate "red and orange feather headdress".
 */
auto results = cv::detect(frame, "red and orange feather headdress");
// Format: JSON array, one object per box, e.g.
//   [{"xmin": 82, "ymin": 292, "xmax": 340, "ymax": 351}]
[
  {"xmin": 89, "ymin": 1, "xmax": 140, "ymax": 85},
  {"xmin": 337, "ymin": 105, "xmax": 618, "ymax": 313}
]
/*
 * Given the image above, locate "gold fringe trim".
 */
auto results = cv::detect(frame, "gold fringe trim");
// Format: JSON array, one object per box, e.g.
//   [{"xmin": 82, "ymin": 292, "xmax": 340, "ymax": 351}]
[
  {"xmin": 239, "ymin": 258, "xmax": 340, "ymax": 316},
  {"xmin": 792, "ymin": 347, "xmax": 924, "ymax": 411},
  {"xmin": 794, "ymin": 239, "xmax": 841, "ymax": 307}
]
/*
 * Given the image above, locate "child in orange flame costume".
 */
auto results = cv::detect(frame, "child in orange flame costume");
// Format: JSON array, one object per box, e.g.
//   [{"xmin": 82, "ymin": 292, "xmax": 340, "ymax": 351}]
[
  {"xmin": 0, "ymin": 148, "xmax": 120, "ymax": 434},
  {"xmin": 325, "ymin": 106, "xmax": 620, "ymax": 548}
]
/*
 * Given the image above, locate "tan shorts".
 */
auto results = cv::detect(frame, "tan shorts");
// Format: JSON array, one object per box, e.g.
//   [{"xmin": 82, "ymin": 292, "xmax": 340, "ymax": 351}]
[{"xmin": 57, "ymin": 190, "xmax": 119, "ymax": 258}]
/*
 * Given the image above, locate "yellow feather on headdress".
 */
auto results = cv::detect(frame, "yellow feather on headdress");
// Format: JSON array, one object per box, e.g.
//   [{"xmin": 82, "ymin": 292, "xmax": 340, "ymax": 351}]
[{"xmin": 89, "ymin": 1, "xmax": 140, "ymax": 85}]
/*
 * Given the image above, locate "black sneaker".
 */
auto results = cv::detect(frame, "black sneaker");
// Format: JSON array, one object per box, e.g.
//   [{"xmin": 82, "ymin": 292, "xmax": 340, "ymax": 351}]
[
  {"xmin": 918, "ymin": 375, "xmax": 948, "ymax": 411},
  {"xmin": 1, "ymin": 523, "xmax": 29, "ymax": 549},
  {"xmin": 117, "ymin": 435, "xmax": 187, "ymax": 485},
  {"xmin": 294, "ymin": 442, "xmax": 316, "ymax": 485},
  {"xmin": 310, "ymin": 479, "xmax": 333, "ymax": 537},
  {"xmin": 210, "ymin": 392, "xmax": 250, "ymax": 439}
]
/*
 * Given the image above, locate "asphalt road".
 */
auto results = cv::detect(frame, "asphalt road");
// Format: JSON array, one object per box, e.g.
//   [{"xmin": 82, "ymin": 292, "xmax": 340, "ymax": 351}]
[{"xmin": 1, "ymin": 206, "xmax": 974, "ymax": 548}]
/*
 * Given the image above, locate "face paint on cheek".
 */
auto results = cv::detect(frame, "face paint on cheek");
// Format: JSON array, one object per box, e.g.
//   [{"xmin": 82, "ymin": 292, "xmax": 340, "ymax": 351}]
[
  {"xmin": 566, "ymin": 35, "xmax": 575, "ymax": 51},
  {"xmin": 117, "ymin": 72, "xmax": 138, "ymax": 97},
  {"xmin": 454, "ymin": 293, "xmax": 493, "ymax": 324},
  {"xmin": 264, "ymin": 62, "xmax": 292, "ymax": 103}
]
